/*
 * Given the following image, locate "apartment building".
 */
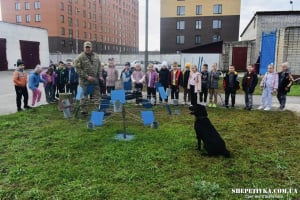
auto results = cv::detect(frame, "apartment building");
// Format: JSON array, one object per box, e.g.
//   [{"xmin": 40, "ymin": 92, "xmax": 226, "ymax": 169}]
[
  {"xmin": 160, "ymin": 0, "xmax": 240, "ymax": 53},
  {"xmin": 0, "ymin": 0, "xmax": 139, "ymax": 54}
]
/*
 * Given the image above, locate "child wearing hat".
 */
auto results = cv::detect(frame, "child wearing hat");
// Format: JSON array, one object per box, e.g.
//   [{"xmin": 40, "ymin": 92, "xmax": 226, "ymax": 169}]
[
  {"xmin": 120, "ymin": 62, "xmax": 132, "ymax": 91},
  {"xmin": 12, "ymin": 59, "xmax": 32, "ymax": 111}
]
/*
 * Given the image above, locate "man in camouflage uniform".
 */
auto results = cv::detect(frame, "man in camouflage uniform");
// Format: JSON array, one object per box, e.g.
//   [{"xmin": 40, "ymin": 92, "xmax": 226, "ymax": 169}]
[{"xmin": 74, "ymin": 41, "xmax": 102, "ymax": 114}]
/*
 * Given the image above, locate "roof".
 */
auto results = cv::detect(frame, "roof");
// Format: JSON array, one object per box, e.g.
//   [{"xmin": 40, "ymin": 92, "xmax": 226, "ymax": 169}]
[
  {"xmin": 240, "ymin": 10, "xmax": 300, "ymax": 37},
  {"xmin": 181, "ymin": 41, "xmax": 223, "ymax": 54},
  {"xmin": 0, "ymin": 21, "xmax": 47, "ymax": 31}
]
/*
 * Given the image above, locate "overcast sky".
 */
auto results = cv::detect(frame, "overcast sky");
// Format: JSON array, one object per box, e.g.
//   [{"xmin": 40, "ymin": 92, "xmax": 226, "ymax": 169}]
[{"xmin": 139, "ymin": 0, "xmax": 299, "ymax": 51}]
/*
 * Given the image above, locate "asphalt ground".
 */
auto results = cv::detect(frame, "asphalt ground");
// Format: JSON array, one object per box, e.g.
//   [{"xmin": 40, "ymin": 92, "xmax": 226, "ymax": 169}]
[{"xmin": 1, "ymin": 70, "xmax": 299, "ymax": 115}]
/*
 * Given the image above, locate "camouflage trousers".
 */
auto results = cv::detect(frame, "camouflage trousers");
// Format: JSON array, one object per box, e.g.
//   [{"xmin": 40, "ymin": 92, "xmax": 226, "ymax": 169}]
[{"xmin": 80, "ymin": 84, "xmax": 101, "ymax": 113}]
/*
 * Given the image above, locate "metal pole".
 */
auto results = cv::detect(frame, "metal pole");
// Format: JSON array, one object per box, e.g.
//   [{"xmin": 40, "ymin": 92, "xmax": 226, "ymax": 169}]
[
  {"xmin": 144, "ymin": 0, "xmax": 149, "ymax": 72},
  {"xmin": 76, "ymin": 8, "xmax": 80, "ymax": 54}
]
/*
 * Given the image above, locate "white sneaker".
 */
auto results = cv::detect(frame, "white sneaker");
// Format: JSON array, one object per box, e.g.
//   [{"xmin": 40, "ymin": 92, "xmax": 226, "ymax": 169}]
[
  {"xmin": 264, "ymin": 107, "xmax": 271, "ymax": 111},
  {"xmin": 203, "ymin": 102, "xmax": 207, "ymax": 106},
  {"xmin": 257, "ymin": 106, "xmax": 264, "ymax": 110}
]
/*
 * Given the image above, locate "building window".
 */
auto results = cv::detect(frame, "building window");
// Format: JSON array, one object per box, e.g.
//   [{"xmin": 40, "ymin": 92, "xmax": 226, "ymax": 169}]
[
  {"xmin": 35, "ymin": 14, "xmax": 41, "ymax": 22},
  {"xmin": 195, "ymin": 35, "xmax": 201, "ymax": 44},
  {"xmin": 68, "ymin": 17, "xmax": 73, "ymax": 26},
  {"xmin": 83, "ymin": 10, "xmax": 86, "ymax": 17},
  {"xmin": 83, "ymin": 0, "xmax": 86, "ymax": 6},
  {"xmin": 61, "ymin": 27, "xmax": 65, "ymax": 35},
  {"xmin": 60, "ymin": 2, "xmax": 64, "ymax": 10},
  {"xmin": 196, "ymin": 5, "xmax": 202, "ymax": 15},
  {"xmin": 15, "ymin": 2, "xmax": 21, "ymax": 10},
  {"xmin": 25, "ymin": 15, "xmax": 30, "ymax": 22},
  {"xmin": 60, "ymin": 15, "xmax": 64, "ymax": 23},
  {"xmin": 25, "ymin": 2, "xmax": 30, "ymax": 10},
  {"xmin": 68, "ymin": 5, "xmax": 72, "ymax": 14},
  {"xmin": 34, "ymin": 1, "xmax": 40, "ymax": 9},
  {"xmin": 16, "ymin": 15, "xmax": 22, "ymax": 23},
  {"xmin": 213, "ymin": 20, "xmax": 222, "ymax": 29},
  {"xmin": 213, "ymin": 4, "xmax": 222, "ymax": 14},
  {"xmin": 195, "ymin": 20, "xmax": 202, "ymax": 29},
  {"xmin": 177, "ymin": 6, "xmax": 185, "ymax": 16},
  {"xmin": 176, "ymin": 21, "xmax": 185, "ymax": 30},
  {"xmin": 212, "ymin": 34, "xmax": 221, "ymax": 42},
  {"xmin": 84, "ymin": 32, "xmax": 87, "ymax": 39},
  {"xmin": 83, "ymin": 21, "xmax": 86, "ymax": 28},
  {"xmin": 176, "ymin": 35, "xmax": 184, "ymax": 44},
  {"xmin": 69, "ymin": 29, "xmax": 73, "ymax": 38}
]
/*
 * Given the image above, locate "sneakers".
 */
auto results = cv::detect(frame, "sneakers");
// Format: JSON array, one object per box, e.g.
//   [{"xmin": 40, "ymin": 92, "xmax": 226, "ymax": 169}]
[
  {"xmin": 212, "ymin": 103, "xmax": 217, "ymax": 108},
  {"xmin": 208, "ymin": 103, "xmax": 213, "ymax": 107},
  {"xmin": 264, "ymin": 107, "xmax": 271, "ymax": 111},
  {"xmin": 17, "ymin": 108, "xmax": 23, "ymax": 112},
  {"xmin": 24, "ymin": 105, "xmax": 32, "ymax": 109},
  {"xmin": 257, "ymin": 106, "xmax": 264, "ymax": 110}
]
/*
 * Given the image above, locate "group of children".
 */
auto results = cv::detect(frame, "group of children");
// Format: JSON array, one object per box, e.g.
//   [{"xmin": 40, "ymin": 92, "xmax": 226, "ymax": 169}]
[
  {"xmin": 129, "ymin": 61, "xmax": 294, "ymax": 111},
  {"xmin": 12, "ymin": 59, "xmax": 79, "ymax": 111},
  {"xmin": 13, "ymin": 57, "xmax": 294, "ymax": 112}
]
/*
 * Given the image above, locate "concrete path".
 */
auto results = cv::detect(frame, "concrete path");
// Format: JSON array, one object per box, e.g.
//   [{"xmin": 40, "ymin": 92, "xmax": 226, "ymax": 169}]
[{"xmin": 0, "ymin": 70, "xmax": 299, "ymax": 115}]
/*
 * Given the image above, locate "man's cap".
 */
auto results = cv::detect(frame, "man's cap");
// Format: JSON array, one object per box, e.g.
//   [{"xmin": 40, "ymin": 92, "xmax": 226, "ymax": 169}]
[
  {"xmin": 84, "ymin": 41, "xmax": 92, "ymax": 48},
  {"xmin": 185, "ymin": 62, "xmax": 191, "ymax": 68},
  {"xmin": 58, "ymin": 61, "xmax": 64, "ymax": 65},
  {"xmin": 17, "ymin": 59, "xmax": 24, "ymax": 66},
  {"xmin": 125, "ymin": 62, "xmax": 130, "ymax": 66}
]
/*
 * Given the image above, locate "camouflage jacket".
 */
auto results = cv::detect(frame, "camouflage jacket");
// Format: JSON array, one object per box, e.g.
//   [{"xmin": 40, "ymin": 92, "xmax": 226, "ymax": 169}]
[{"xmin": 74, "ymin": 52, "xmax": 101, "ymax": 85}]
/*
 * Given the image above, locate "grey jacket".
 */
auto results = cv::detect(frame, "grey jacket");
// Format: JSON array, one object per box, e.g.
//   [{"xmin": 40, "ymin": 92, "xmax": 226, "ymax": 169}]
[{"xmin": 208, "ymin": 70, "xmax": 221, "ymax": 89}]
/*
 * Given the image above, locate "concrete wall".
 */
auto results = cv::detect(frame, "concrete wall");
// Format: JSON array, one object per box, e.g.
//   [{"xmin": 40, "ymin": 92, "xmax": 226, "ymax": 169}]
[
  {"xmin": 222, "ymin": 40, "xmax": 256, "ymax": 71},
  {"xmin": 276, "ymin": 27, "xmax": 300, "ymax": 75},
  {"xmin": 240, "ymin": 17, "xmax": 257, "ymax": 41},
  {"xmin": 0, "ymin": 22, "xmax": 49, "ymax": 70},
  {"xmin": 50, "ymin": 53, "xmax": 181, "ymax": 67},
  {"xmin": 255, "ymin": 15, "xmax": 300, "ymax": 62}
]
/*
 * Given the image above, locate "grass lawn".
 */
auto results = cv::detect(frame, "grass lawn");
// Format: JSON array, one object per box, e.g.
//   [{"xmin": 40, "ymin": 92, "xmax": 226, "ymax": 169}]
[{"xmin": 0, "ymin": 104, "xmax": 300, "ymax": 199}]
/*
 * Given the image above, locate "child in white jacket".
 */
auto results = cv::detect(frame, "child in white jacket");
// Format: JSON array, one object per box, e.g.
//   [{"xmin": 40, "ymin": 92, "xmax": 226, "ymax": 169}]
[
  {"xmin": 188, "ymin": 65, "xmax": 201, "ymax": 105},
  {"xmin": 258, "ymin": 64, "xmax": 278, "ymax": 111}
]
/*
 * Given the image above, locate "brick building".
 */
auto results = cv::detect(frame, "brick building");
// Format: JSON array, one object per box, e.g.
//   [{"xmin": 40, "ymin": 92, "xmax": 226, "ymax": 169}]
[
  {"xmin": 0, "ymin": 0, "xmax": 139, "ymax": 54},
  {"xmin": 160, "ymin": 0, "xmax": 241, "ymax": 53}
]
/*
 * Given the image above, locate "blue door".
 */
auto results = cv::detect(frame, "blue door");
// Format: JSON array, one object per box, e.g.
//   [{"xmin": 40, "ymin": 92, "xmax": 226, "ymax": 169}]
[{"xmin": 260, "ymin": 32, "xmax": 276, "ymax": 74}]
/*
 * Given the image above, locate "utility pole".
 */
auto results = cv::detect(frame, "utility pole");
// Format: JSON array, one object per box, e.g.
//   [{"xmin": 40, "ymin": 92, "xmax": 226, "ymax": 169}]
[
  {"xmin": 144, "ymin": 0, "xmax": 149, "ymax": 72},
  {"xmin": 75, "ymin": 7, "xmax": 80, "ymax": 54}
]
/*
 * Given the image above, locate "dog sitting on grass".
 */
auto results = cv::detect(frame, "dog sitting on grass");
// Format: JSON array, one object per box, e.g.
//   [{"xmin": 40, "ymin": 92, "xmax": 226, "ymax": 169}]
[{"xmin": 189, "ymin": 104, "xmax": 231, "ymax": 158}]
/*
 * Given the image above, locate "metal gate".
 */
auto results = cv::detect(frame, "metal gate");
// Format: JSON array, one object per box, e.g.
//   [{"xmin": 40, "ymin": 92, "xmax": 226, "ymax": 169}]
[
  {"xmin": 0, "ymin": 38, "xmax": 8, "ymax": 71},
  {"xmin": 20, "ymin": 40, "xmax": 40, "ymax": 69},
  {"xmin": 232, "ymin": 47, "xmax": 247, "ymax": 71},
  {"xmin": 260, "ymin": 31, "xmax": 277, "ymax": 74}
]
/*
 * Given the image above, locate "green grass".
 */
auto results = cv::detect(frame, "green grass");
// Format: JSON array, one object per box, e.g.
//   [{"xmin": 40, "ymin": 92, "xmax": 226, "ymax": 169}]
[
  {"xmin": 218, "ymin": 77, "xmax": 300, "ymax": 96},
  {"xmin": 1, "ymin": 104, "xmax": 300, "ymax": 199}
]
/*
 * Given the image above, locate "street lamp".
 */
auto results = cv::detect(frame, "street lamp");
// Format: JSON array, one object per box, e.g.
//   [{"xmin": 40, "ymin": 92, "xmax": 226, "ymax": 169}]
[
  {"xmin": 75, "ymin": 7, "xmax": 80, "ymax": 54},
  {"xmin": 290, "ymin": 1, "xmax": 294, "ymax": 10}
]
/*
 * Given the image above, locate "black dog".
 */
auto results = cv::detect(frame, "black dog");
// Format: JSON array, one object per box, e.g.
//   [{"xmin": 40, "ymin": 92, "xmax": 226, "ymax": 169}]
[{"xmin": 189, "ymin": 104, "xmax": 230, "ymax": 158}]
